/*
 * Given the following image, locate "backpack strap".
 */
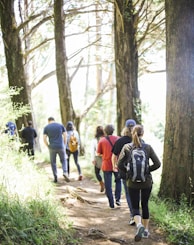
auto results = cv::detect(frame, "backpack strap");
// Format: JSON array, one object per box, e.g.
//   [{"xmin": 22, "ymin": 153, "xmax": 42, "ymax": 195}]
[{"xmin": 105, "ymin": 136, "xmax": 113, "ymax": 147}]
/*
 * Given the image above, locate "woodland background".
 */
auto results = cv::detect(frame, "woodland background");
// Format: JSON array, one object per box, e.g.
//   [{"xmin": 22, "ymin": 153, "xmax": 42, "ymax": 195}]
[{"xmin": 0, "ymin": 0, "xmax": 193, "ymax": 204}]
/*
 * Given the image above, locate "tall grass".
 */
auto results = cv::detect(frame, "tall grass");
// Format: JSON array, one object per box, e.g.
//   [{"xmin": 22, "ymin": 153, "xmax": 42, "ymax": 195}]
[
  {"xmin": 150, "ymin": 195, "xmax": 194, "ymax": 245},
  {"xmin": 0, "ymin": 136, "xmax": 78, "ymax": 245}
]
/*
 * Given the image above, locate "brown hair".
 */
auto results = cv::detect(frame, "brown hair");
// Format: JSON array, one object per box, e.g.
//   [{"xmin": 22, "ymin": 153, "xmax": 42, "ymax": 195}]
[
  {"xmin": 132, "ymin": 125, "xmax": 144, "ymax": 147},
  {"xmin": 104, "ymin": 124, "xmax": 114, "ymax": 135},
  {"xmin": 95, "ymin": 126, "xmax": 105, "ymax": 139},
  {"xmin": 121, "ymin": 126, "xmax": 132, "ymax": 137}
]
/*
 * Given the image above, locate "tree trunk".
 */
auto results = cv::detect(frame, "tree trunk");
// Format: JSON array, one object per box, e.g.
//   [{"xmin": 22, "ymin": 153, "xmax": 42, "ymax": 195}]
[
  {"xmin": 159, "ymin": 0, "xmax": 194, "ymax": 203},
  {"xmin": 0, "ymin": 0, "xmax": 33, "ymax": 135},
  {"xmin": 54, "ymin": 0, "xmax": 75, "ymax": 125},
  {"xmin": 114, "ymin": 0, "xmax": 141, "ymax": 134}
]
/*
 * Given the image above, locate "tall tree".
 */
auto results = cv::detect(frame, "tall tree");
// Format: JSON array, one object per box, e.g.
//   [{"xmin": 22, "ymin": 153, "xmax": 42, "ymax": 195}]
[
  {"xmin": 0, "ymin": 0, "xmax": 32, "ymax": 133},
  {"xmin": 114, "ymin": 0, "xmax": 165, "ymax": 134},
  {"xmin": 114, "ymin": 0, "xmax": 140, "ymax": 132},
  {"xmin": 159, "ymin": 0, "xmax": 194, "ymax": 203},
  {"xmin": 54, "ymin": 0, "xmax": 75, "ymax": 125}
]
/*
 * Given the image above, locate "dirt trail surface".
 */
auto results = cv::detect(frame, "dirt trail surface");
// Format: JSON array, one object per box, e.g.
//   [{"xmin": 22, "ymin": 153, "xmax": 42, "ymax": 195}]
[{"xmin": 42, "ymin": 163, "xmax": 168, "ymax": 245}]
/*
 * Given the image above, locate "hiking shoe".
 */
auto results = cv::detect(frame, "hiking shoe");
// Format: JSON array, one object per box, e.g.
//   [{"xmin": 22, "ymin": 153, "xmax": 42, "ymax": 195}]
[
  {"xmin": 129, "ymin": 217, "xmax": 135, "ymax": 226},
  {"xmin": 78, "ymin": 175, "xmax": 83, "ymax": 181},
  {"xmin": 134, "ymin": 224, "xmax": 145, "ymax": 242},
  {"xmin": 142, "ymin": 230, "xmax": 150, "ymax": 238},
  {"xmin": 115, "ymin": 200, "xmax": 121, "ymax": 206},
  {"xmin": 54, "ymin": 177, "xmax": 58, "ymax": 183},
  {"xmin": 63, "ymin": 173, "xmax": 70, "ymax": 182}
]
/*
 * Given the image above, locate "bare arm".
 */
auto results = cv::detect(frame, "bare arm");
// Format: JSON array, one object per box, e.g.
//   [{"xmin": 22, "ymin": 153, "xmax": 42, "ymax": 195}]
[
  {"xmin": 63, "ymin": 131, "xmax": 67, "ymax": 145},
  {"xmin": 43, "ymin": 134, "xmax": 49, "ymax": 147},
  {"xmin": 111, "ymin": 153, "xmax": 118, "ymax": 172}
]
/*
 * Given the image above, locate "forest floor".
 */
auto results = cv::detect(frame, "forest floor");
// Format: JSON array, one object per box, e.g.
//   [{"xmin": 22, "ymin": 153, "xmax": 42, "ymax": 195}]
[{"xmin": 41, "ymin": 162, "xmax": 169, "ymax": 245}]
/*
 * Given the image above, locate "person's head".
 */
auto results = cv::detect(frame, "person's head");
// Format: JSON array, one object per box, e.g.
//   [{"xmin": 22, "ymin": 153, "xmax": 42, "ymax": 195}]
[
  {"xmin": 104, "ymin": 124, "xmax": 114, "ymax": 136},
  {"xmin": 95, "ymin": 126, "xmax": 104, "ymax": 139},
  {"xmin": 132, "ymin": 125, "xmax": 144, "ymax": 147},
  {"xmin": 48, "ymin": 117, "xmax": 55, "ymax": 123},
  {"xmin": 28, "ymin": 120, "xmax": 32, "ymax": 126},
  {"xmin": 124, "ymin": 119, "xmax": 136, "ymax": 136},
  {"xmin": 121, "ymin": 126, "xmax": 131, "ymax": 137},
  {"xmin": 125, "ymin": 119, "xmax": 136, "ymax": 128},
  {"xmin": 66, "ymin": 121, "xmax": 74, "ymax": 131}
]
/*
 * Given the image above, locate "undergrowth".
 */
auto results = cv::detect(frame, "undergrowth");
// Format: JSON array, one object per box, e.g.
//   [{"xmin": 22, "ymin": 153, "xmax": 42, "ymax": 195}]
[
  {"xmin": 150, "ymin": 195, "xmax": 194, "ymax": 245},
  {"xmin": 0, "ymin": 136, "xmax": 79, "ymax": 245}
]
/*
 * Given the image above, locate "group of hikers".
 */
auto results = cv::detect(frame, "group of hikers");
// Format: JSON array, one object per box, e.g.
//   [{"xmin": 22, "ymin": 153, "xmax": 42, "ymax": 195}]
[
  {"xmin": 4, "ymin": 117, "xmax": 161, "ymax": 242},
  {"xmin": 91, "ymin": 119, "xmax": 161, "ymax": 242},
  {"xmin": 4, "ymin": 118, "xmax": 82, "ymax": 183}
]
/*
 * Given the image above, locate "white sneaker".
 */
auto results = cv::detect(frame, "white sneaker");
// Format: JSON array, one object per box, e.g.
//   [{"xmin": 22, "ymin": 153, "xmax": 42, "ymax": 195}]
[
  {"xmin": 134, "ymin": 224, "xmax": 145, "ymax": 242},
  {"xmin": 142, "ymin": 230, "xmax": 150, "ymax": 238},
  {"xmin": 129, "ymin": 217, "xmax": 135, "ymax": 225}
]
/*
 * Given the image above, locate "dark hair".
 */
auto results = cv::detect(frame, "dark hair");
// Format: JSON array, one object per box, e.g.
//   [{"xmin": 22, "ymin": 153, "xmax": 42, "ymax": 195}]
[
  {"xmin": 28, "ymin": 120, "xmax": 32, "ymax": 126},
  {"xmin": 132, "ymin": 125, "xmax": 144, "ymax": 147},
  {"xmin": 95, "ymin": 126, "xmax": 104, "ymax": 139},
  {"xmin": 104, "ymin": 124, "xmax": 114, "ymax": 135},
  {"xmin": 66, "ymin": 121, "xmax": 74, "ymax": 131},
  {"xmin": 48, "ymin": 117, "xmax": 55, "ymax": 121}
]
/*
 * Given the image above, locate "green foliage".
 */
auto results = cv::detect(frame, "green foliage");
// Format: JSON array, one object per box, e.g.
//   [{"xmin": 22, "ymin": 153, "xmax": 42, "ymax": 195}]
[
  {"xmin": 150, "ymin": 196, "xmax": 194, "ymax": 245},
  {"xmin": 0, "ymin": 141, "xmax": 78, "ymax": 244},
  {"xmin": 0, "ymin": 85, "xmax": 30, "ymax": 129},
  {"xmin": 0, "ymin": 94, "xmax": 78, "ymax": 245}
]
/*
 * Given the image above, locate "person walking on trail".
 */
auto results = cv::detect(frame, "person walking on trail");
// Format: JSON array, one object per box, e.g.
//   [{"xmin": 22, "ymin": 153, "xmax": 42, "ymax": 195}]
[
  {"xmin": 112, "ymin": 119, "xmax": 136, "ymax": 225},
  {"xmin": 117, "ymin": 125, "xmax": 161, "ymax": 241},
  {"xmin": 43, "ymin": 117, "xmax": 70, "ymax": 183},
  {"xmin": 91, "ymin": 125, "xmax": 105, "ymax": 192},
  {"xmin": 5, "ymin": 121, "xmax": 17, "ymax": 139},
  {"xmin": 66, "ymin": 121, "xmax": 82, "ymax": 181},
  {"xmin": 21, "ymin": 120, "xmax": 37, "ymax": 158},
  {"xmin": 97, "ymin": 124, "xmax": 121, "ymax": 209}
]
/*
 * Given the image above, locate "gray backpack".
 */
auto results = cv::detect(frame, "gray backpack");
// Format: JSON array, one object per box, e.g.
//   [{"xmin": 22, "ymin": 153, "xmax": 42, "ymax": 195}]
[{"xmin": 127, "ymin": 144, "xmax": 149, "ymax": 183}]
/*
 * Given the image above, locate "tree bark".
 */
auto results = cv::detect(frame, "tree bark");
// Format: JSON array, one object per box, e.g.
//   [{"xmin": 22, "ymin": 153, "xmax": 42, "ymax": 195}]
[
  {"xmin": 114, "ymin": 0, "xmax": 141, "ymax": 134},
  {"xmin": 159, "ymin": 0, "xmax": 194, "ymax": 203},
  {"xmin": 54, "ymin": 0, "xmax": 75, "ymax": 125},
  {"xmin": 0, "ymin": 0, "xmax": 32, "ymax": 134}
]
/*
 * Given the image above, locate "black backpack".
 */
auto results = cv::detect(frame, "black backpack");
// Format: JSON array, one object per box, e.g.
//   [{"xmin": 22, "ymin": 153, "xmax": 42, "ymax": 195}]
[{"xmin": 127, "ymin": 143, "xmax": 149, "ymax": 183}]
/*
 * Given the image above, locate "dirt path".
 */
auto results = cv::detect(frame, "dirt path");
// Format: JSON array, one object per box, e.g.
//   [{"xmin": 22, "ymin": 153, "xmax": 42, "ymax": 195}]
[{"xmin": 43, "ymin": 163, "xmax": 168, "ymax": 245}]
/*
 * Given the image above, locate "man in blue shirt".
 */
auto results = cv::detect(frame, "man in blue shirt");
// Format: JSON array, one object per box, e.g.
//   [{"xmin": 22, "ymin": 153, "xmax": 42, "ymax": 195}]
[{"xmin": 43, "ymin": 117, "xmax": 70, "ymax": 183}]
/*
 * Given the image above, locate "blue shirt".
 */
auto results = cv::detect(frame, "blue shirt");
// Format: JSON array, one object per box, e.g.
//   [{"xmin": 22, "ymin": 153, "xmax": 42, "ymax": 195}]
[{"xmin": 43, "ymin": 122, "xmax": 66, "ymax": 149}]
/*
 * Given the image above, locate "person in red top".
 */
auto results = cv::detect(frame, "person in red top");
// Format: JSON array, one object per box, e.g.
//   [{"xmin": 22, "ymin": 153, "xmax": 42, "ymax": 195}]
[{"xmin": 97, "ymin": 124, "xmax": 121, "ymax": 208}]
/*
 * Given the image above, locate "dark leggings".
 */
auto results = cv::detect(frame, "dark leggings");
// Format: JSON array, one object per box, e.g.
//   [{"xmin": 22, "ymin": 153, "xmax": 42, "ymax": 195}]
[
  {"xmin": 128, "ymin": 186, "xmax": 152, "ymax": 219},
  {"xmin": 94, "ymin": 165, "xmax": 103, "ymax": 182},
  {"xmin": 66, "ymin": 149, "xmax": 81, "ymax": 175}
]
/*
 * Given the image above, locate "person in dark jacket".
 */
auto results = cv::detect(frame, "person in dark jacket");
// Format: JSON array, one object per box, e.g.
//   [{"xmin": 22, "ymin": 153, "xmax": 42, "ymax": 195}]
[
  {"xmin": 21, "ymin": 121, "xmax": 37, "ymax": 158},
  {"xmin": 112, "ymin": 119, "xmax": 136, "ymax": 225},
  {"xmin": 117, "ymin": 125, "xmax": 161, "ymax": 241}
]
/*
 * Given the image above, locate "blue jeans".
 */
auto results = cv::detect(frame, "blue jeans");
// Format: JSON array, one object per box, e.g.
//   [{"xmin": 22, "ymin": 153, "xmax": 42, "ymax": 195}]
[
  {"xmin": 103, "ymin": 171, "xmax": 121, "ymax": 208},
  {"xmin": 122, "ymin": 179, "xmax": 133, "ymax": 217},
  {"xmin": 49, "ymin": 147, "xmax": 68, "ymax": 178},
  {"xmin": 66, "ymin": 149, "xmax": 81, "ymax": 175}
]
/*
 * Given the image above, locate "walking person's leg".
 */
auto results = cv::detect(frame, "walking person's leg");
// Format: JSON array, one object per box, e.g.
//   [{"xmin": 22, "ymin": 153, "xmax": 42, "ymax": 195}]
[
  {"xmin": 72, "ymin": 150, "xmax": 82, "ymax": 180},
  {"xmin": 103, "ymin": 171, "xmax": 114, "ymax": 208},
  {"xmin": 114, "ymin": 171, "xmax": 121, "ymax": 206},
  {"xmin": 141, "ymin": 187, "xmax": 152, "ymax": 238},
  {"xmin": 128, "ymin": 188, "xmax": 145, "ymax": 241},
  {"xmin": 49, "ymin": 148, "xmax": 57, "ymax": 182},
  {"xmin": 58, "ymin": 148, "xmax": 70, "ymax": 182},
  {"xmin": 66, "ymin": 149, "xmax": 71, "ymax": 176},
  {"xmin": 95, "ymin": 166, "xmax": 104, "ymax": 192},
  {"xmin": 122, "ymin": 179, "xmax": 135, "ymax": 225}
]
